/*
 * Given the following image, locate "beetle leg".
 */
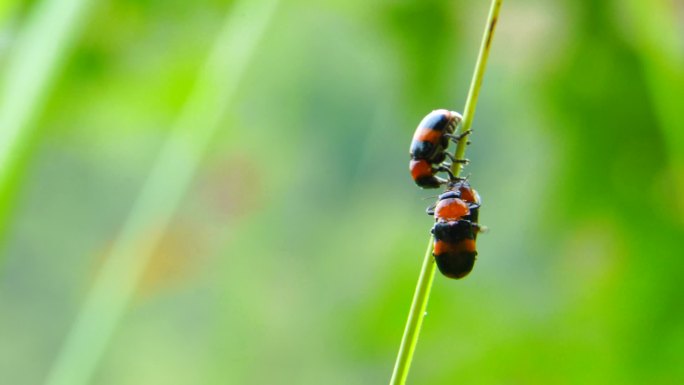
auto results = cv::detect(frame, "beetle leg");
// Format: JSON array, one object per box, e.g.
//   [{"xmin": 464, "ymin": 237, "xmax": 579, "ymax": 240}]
[
  {"xmin": 435, "ymin": 165, "xmax": 456, "ymax": 181},
  {"xmin": 426, "ymin": 203, "xmax": 437, "ymax": 216},
  {"xmin": 445, "ymin": 129, "xmax": 472, "ymax": 144}
]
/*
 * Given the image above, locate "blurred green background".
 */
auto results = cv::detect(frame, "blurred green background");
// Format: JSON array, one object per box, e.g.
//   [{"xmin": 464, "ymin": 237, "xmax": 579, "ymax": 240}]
[{"xmin": 1, "ymin": 0, "xmax": 683, "ymax": 384}]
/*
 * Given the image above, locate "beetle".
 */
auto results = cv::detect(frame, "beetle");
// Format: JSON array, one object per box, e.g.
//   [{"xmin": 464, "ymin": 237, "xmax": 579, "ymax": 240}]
[
  {"xmin": 409, "ymin": 109, "xmax": 467, "ymax": 188},
  {"xmin": 428, "ymin": 180, "xmax": 483, "ymax": 279}
]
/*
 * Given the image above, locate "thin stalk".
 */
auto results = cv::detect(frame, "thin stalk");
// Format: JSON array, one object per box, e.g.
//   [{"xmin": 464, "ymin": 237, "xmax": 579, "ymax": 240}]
[
  {"xmin": 42, "ymin": 1, "xmax": 278, "ymax": 384},
  {"xmin": 451, "ymin": 0, "xmax": 503, "ymax": 176},
  {"xmin": 389, "ymin": 237, "xmax": 437, "ymax": 385},
  {"xmin": 390, "ymin": 1, "xmax": 502, "ymax": 384}
]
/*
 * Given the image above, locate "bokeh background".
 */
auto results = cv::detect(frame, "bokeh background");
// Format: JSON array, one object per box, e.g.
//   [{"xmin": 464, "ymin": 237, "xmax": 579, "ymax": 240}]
[{"xmin": 1, "ymin": 0, "xmax": 683, "ymax": 384}]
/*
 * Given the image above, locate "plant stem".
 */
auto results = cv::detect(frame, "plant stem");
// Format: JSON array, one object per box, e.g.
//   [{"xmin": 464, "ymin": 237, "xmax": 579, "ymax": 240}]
[
  {"xmin": 451, "ymin": 0, "xmax": 503, "ymax": 176},
  {"xmin": 389, "ymin": 237, "xmax": 437, "ymax": 385},
  {"xmin": 390, "ymin": 1, "xmax": 502, "ymax": 384}
]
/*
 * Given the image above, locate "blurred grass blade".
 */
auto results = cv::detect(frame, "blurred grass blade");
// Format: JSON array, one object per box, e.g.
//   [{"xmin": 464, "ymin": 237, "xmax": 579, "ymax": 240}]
[
  {"xmin": 0, "ymin": 0, "xmax": 93, "ymax": 256},
  {"xmin": 43, "ymin": 1, "xmax": 279, "ymax": 384}
]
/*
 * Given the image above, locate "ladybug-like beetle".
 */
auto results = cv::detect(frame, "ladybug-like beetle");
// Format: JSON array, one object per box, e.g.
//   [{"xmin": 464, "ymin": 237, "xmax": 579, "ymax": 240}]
[
  {"xmin": 409, "ymin": 109, "xmax": 465, "ymax": 188},
  {"xmin": 428, "ymin": 180, "xmax": 483, "ymax": 279}
]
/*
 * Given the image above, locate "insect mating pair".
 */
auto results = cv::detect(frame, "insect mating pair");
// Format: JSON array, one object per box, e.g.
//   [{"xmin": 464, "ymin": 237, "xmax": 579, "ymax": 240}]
[{"xmin": 409, "ymin": 109, "xmax": 485, "ymax": 279}]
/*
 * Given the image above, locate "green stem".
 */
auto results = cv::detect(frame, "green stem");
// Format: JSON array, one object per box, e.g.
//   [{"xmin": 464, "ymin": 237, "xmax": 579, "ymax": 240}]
[
  {"xmin": 389, "ymin": 237, "xmax": 437, "ymax": 385},
  {"xmin": 390, "ymin": 1, "xmax": 502, "ymax": 384},
  {"xmin": 451, "ymin": 0, "xmax": 503, "ymax": 176}
]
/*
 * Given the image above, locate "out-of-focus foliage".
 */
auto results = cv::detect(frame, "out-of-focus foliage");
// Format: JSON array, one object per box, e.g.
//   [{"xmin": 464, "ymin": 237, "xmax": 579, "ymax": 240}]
[{"xmin": 1, "ymin": 0, "xmax": 683, "ymax": 384}]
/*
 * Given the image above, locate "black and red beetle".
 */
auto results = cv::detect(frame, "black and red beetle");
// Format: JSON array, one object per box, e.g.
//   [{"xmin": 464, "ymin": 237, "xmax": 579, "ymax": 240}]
[
  {"xmin": 409, "ymin": 109, "xmax": 465, "ymax": 188},
  {"xmin": 428, "ymin": 180, "xmax": 483, "ymax": 279}
]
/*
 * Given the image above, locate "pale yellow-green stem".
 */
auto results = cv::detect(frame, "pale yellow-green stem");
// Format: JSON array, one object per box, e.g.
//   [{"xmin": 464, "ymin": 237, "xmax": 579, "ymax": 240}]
[
  {"xmin": 389, "ymin": 237, "xmax": 437, "ymax": 385},
  {"xmin": 451, "ymin": 0, "xmax": 503, "ymax": 176},
  {"xmin": 389, "ymin": 1, "xmax": 502, "ymax": 384}
]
